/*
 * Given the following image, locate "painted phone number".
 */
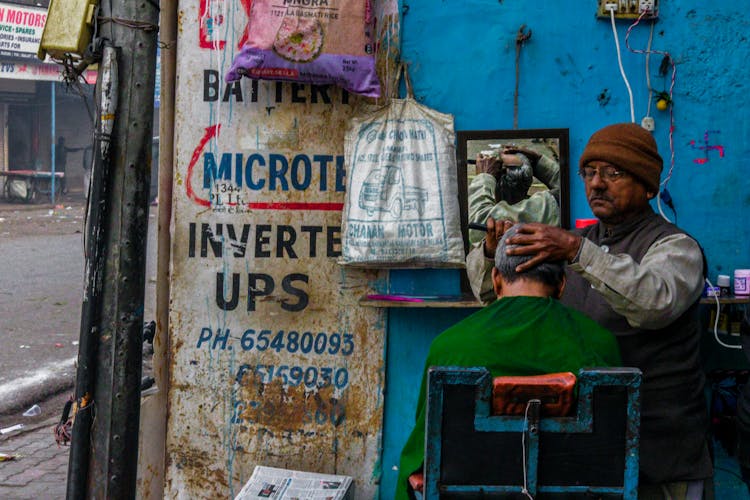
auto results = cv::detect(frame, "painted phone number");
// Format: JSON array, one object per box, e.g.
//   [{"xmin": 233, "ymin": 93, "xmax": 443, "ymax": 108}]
[
  {"xmin": 235, "ymin": 363, "xmax": 350, "ymax": 390},
  {"xmin": 196, "ymin": 327, "xmax": 354, "ymax": 356}
]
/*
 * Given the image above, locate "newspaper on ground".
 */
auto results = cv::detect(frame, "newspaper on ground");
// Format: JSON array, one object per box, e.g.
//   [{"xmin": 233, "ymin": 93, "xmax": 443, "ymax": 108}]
[{"xmin": 234, "ymin": 466, "xmax": 354, "ymax": 500}]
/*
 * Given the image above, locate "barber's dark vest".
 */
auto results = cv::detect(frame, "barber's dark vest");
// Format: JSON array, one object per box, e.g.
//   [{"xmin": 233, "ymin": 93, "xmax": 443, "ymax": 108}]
[{"xmin": 562, "ymin": 210, "xmax": 712, "ymax": 483}]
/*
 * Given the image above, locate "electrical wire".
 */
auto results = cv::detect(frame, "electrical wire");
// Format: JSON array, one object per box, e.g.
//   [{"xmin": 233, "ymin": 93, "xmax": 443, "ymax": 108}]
[
  {"xmin": 656, "ymin": 187, "xmax": 672, "ymax": 223},
  {"xmin": 645, "ymin": 20, "xmax": 655, "ymax": 117},
  {"xmin": 197, "ymin": 0, "xmax": 228, "ymax": 152},
  {"xmin": 625, "ymin": 13, "xmax": 677, "ymax": 187},
  {"xmin": 609, "ymin": 8, "xmax": 635, "ymax": 123},
  {"xmin": 97, "ymin": 17, "xmax": 158, "ymax": 31},
  {"xmin": 624, "ymin": 12, "xmax": 678, "ymax": 222},
  {"xmin": 520, "ymin": 401, "xmax": 535, "ymax": 500},
  {"xmin": 663, "ymin": 90, "xmax": 677, "ymax": 188},
  {"xmin": 214, "ymin": 0, "xmax": 229, "ymax": 149},
  {"xmin": 705, "ymin": 278, "xmax": 742, "ymax": 350}
]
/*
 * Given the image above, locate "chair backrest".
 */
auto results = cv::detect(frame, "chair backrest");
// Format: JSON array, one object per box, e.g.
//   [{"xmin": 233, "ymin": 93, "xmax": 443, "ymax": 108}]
[
  {"xmin": 422, "ymin": 366, "xmax": 641, "ymax": 499},
  {"xmin": 492, "ymin": 372, "xmax": 577, "ymax": 417}
]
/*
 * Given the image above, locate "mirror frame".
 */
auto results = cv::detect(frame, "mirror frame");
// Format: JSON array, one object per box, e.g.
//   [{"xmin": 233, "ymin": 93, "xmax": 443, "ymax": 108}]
[{"xmin": 456, "ymin": 128, "xmax": 570, "ymax": 253}]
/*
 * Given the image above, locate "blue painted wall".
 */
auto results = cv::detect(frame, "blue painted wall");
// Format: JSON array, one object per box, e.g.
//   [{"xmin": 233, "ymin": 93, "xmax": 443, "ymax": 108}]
[
  {"xmin": 399, "ymin": 0, "xmax": 750, "ymax": 278},
  {"xmin": 380, "ymin": 1, "xmax": 750, "ymax": 497}
]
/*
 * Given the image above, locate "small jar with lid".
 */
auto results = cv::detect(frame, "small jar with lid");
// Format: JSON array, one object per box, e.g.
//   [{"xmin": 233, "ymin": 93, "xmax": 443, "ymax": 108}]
[{"xmin": 717, "ymin": 274, "xmax": 731, "ymax": 297}]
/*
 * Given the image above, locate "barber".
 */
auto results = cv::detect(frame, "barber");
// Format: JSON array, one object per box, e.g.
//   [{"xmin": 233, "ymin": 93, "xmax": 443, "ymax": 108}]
[{"xmin": 467, "ymin": 123, "xmax": 712, "ymax": 499}]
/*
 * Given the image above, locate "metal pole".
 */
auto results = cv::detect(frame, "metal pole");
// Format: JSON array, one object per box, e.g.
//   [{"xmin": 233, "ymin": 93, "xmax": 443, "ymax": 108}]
[
  {"xmin": 138, "ymin": 0, "xmax": 179, "ymax": 493},
  {"xmin": 65, "ymin": 0, "xmax": 159, "ymax": 495},
  {"xmin": 51, "ymin": 83, "xmax": 55, "ymax": 204},
  {"xmin": 66, "ymin": 45, "xmax": 118, "ymax": 499}
]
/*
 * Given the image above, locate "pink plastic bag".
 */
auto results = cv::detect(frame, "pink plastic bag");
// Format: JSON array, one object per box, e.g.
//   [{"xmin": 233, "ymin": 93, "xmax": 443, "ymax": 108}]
[{"xmin": 226, "ymin": 0, "xmax": 380, "ymax": 97}]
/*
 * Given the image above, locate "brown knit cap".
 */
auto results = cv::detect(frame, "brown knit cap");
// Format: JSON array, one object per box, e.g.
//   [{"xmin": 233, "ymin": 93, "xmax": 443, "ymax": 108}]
[{"xmin": 579, "ymin": 123, "xmax": 663, "ymax": 192}]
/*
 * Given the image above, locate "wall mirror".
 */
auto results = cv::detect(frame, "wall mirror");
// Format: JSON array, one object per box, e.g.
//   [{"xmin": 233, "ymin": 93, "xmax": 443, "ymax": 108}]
[{"xmin": 457, "ymin": 128, "xmax": 570, "ymax": 252}]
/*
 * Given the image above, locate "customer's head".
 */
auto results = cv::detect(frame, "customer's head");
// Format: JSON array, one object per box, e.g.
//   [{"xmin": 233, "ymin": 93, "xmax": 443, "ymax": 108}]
[
  {"xmin": 578, "ymin": 123, "xmax": 662, "ymax": 225},
  {"xmin": 492, "ymin": 224, "xmax": 566, "ymax": 299},
  {"xmin": 495, "ymin": 153, "xmax": 533, "ymax": 205}
]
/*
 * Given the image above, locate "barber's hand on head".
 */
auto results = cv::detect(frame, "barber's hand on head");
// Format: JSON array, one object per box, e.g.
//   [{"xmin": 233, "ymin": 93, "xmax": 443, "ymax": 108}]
[
  {"xmin": 476, "ymin": 153, "xmax": 504, "ymax": 178},
  {"xmin": 499, "ymin": 153, "xmax": 524, "ymax": 167},
  {"xmin": 502, "ymin": 146, "xmax": 540, "ymax": 166},
  {"xmin": 504, "ymin": 223, "xmax": 582, "ymax": 272},
  {"xmin": 483, "ymin": 217, "xmax": 515, "ymax": 259}
]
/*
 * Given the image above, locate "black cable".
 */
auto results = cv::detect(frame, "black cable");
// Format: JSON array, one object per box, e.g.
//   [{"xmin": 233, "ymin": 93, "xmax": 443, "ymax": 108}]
[
  {"xmin": 97, "ymin": 16, "xmax": 159, "ymax": 31},
  {"xmin": 660, "ymin": 188, "xmax": 677, "ymax": 223}
]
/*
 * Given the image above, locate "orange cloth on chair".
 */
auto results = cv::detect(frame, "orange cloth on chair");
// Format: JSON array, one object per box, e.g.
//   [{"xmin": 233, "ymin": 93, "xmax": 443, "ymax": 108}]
[{"xmin": 492, "ymin": 372, "xmax": 577, "ymax": 417}]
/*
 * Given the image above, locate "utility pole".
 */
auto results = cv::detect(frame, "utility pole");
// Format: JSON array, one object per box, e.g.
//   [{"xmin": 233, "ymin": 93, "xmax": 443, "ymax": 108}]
[{"xmin": 66, "ymin": 0, "xmax": 159, "ymax": 496}]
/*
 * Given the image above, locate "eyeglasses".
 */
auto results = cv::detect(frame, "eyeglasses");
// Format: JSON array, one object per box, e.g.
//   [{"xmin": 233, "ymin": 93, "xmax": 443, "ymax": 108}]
[{"xmin": 578, "ymin": 165, "xmax": 629, "ymax": 182}]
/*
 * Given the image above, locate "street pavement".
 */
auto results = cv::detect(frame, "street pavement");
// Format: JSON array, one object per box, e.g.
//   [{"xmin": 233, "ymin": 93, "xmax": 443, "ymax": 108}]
[
  {"xmin": 0, "ymin": 231, "xmax": 82, "ymax": 414},
  {"xmin": 0, "ymin": 196, "xmax": 84, "ymax": 415},
  {"xmin": 0, "ymin": 416, "xmax": 68, "ymax": 499},
  {"xmin": 0, "ymin": 192, "xmax": 157, "ymax": 498}
]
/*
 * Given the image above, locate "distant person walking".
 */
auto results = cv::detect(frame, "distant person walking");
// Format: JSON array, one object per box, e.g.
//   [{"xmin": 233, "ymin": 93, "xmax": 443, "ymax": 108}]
[
  {"xmin": 55, "ymin": 137, "xmax": 68, "ymax": 193},
  {"xmin": 55, "ymin": 137, "xmax": 84, "ymax": 195}
]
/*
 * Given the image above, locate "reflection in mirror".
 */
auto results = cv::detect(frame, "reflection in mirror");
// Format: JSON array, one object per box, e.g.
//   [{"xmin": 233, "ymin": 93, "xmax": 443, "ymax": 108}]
[{"xmin": 457, "ymin": 129, "xmax": 570, "ymax": 251}]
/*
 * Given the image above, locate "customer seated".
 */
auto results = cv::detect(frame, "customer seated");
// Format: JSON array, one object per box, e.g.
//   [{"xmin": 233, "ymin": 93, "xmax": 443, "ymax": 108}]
[{"xmin": 395, "ymin": 224, "xmax": 622, "ymax": 500}]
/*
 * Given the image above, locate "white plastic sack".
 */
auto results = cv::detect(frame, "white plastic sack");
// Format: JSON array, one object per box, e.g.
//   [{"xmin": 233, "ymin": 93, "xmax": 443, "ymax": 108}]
[
  {"xmin": 340, "ymin": 64, "xmax": 464, "ymax": 268},
  {"xmin": 8, "ymin": 179, "xmax": 29, "ymax": 200}
]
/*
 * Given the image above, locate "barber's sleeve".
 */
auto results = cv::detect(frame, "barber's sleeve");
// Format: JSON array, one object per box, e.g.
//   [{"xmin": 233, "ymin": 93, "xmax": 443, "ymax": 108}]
[
  {"xmin": 468, "ymin": 174, "xmax": 498, "ymax": 225},
  {"xmin": 466, "ymin": 242, "xmax": 497, "ymax": 305},
  {"xmin": 568, "ymin": 234, "xmax": 704, "ymax": 329},
  {"xmin": 532, "ymin": 154, "xmax": 560, "ymax": 203},
  {"xmin": 468, "ymin": 174, "xmax": 528, "ymax": 244}
]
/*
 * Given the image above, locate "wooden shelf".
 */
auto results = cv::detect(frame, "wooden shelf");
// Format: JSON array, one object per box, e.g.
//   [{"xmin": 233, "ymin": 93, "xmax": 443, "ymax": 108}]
[
  {"xmin": 361, "ymin": 295, "xmax": 748, "ymax": 308},
  {"xmin": 359, "ymin": 295, "xmax": 482, "ymax": 308},
  {"xmin": 700, "ymin": 296, "xmax": 750, "ymax": 305}
]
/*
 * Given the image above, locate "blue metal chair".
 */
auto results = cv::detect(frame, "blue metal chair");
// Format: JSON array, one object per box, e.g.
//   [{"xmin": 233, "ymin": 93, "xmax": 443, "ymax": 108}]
[{"xmin": 420, "ymin": 366, "xmax": 641, "ymax": 499}]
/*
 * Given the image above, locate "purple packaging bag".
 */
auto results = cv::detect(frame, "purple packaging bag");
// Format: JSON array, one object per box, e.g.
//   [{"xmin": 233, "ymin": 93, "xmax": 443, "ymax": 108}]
[{"xmin": 226, "ymin": 0, "xmax": 381, "ymax": 97}]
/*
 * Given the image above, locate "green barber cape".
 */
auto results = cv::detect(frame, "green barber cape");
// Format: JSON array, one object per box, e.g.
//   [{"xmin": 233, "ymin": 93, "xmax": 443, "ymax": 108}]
[{"xmin": 395, "ymin": 296, "xmax": 622, "ymax": 500}]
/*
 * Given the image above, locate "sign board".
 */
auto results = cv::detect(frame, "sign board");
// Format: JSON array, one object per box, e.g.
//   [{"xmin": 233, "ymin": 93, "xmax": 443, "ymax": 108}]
[
  {"xmin": 0, "ymin": 59, "xmax": 96, "ymax": 83},
  {"xmin": 0, "ymin": 2, "xmax": 97, "ymax": 84},
  {"xmin": 0, "ymin": 3, "xmax": 46, "ymax": 60},
  {"xmin": 165, "ymin": 0, "xmax": 399, "ymax": 498}
]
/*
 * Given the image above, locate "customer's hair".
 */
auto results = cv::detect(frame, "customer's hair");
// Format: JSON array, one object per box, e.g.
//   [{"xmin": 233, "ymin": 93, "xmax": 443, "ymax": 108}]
[
  {"xmin": 494, "ymin": 224, "xmax": 565, "ymax": 288},
  {"xmin": 496, "ymin": 154, "xmax": 533, "ymax": 205}
]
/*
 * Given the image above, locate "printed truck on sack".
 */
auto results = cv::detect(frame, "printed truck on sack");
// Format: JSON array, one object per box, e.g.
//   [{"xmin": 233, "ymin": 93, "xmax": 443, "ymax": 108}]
[
  {"xmin": 341, "ymin": 108, "xmax": 465, "ymax": 267},
  {"xmin": 359, "ymin": 164, "xmax": 428, "ymax": 218}
]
